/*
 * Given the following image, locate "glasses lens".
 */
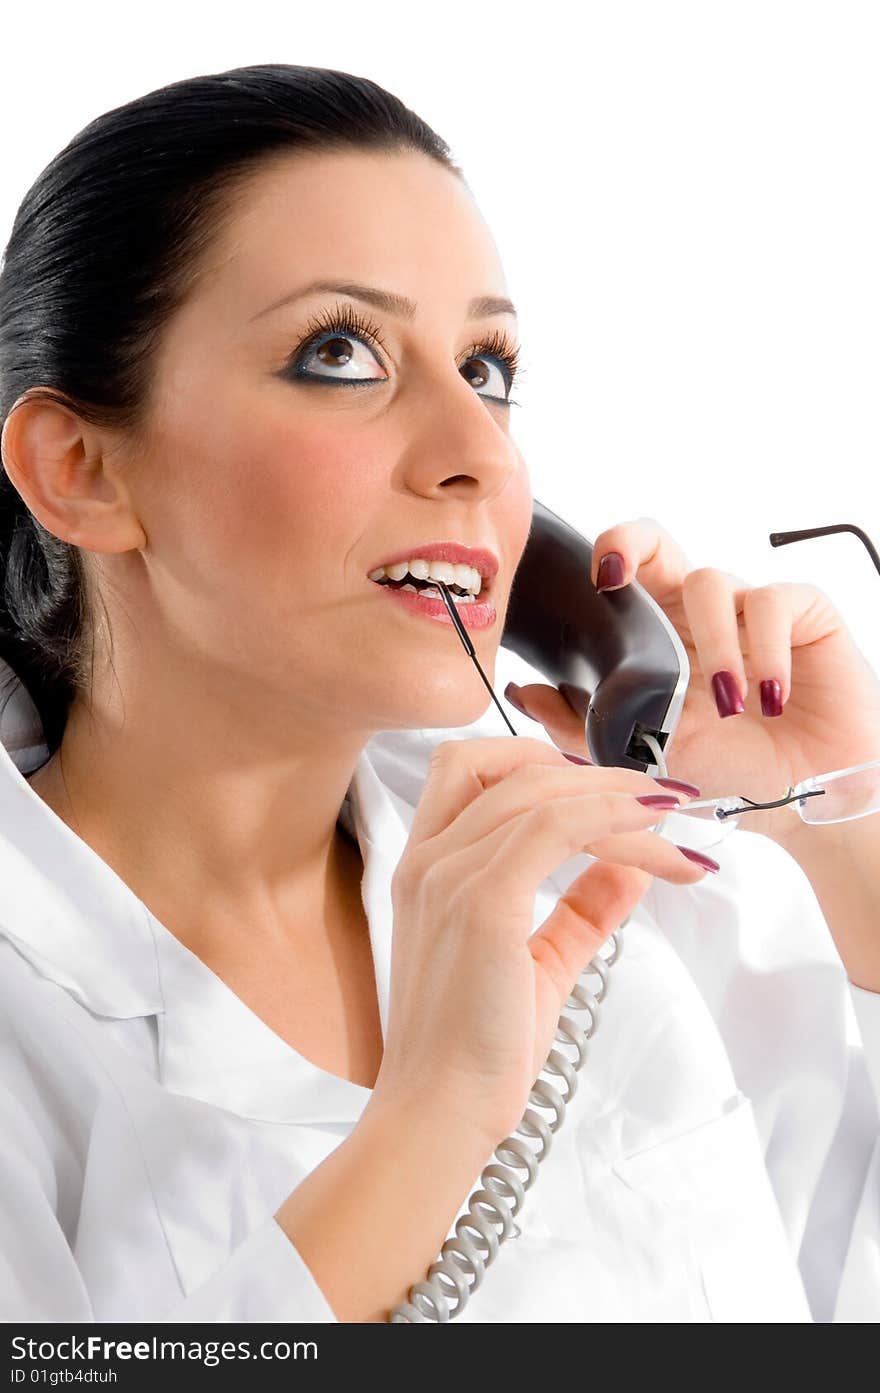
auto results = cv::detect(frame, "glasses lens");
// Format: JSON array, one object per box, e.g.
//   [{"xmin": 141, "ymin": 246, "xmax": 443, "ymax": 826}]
[
  {"xmin": 661, "ymin": 799, "xmax": 743, "ymax": 850},
  {"xmin": 796, "ymin": 763, "xmax": 880, "ymax": 824}
]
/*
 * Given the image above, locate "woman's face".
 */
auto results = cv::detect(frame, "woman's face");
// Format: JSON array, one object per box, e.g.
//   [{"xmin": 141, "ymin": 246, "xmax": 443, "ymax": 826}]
[{"xmin": 125, "ymin": 147, "xmax": 532, "ymax": 735}]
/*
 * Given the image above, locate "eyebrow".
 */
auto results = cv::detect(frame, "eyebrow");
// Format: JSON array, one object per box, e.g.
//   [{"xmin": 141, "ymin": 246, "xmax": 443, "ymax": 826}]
[{"xmin": 249, "ymin": 279, "xmax": 517, "ymax": 324}]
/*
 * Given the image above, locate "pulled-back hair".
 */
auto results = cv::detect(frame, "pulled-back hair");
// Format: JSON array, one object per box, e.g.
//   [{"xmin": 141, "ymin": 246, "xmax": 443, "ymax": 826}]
[{"xmin": 0, "ymin": 64, "xmax": 461, "ymax": 755}]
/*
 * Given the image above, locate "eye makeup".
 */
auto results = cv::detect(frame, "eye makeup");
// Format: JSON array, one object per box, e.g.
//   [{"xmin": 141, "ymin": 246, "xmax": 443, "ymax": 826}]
[{"xmin": 278, "ymin": 299, "xmax": 524, "ymax": 405}]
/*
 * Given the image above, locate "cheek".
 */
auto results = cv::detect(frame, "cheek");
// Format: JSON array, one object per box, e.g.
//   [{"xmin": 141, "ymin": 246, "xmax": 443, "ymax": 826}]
[
  {"xmin": 172, "ymin": 421, "xmax": 377, "ymax": 603},
  {"xmin": 239, "ymin": 437, "xmax": 368, "ymax": 546},
  {"xmin": 503, "ymin": 464, "xmax": 534, "ymax": 570}
]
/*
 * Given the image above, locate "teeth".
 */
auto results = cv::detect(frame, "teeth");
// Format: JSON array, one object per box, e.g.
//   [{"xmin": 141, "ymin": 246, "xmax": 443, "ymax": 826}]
[
  {"xmin": 384, "ymin": 562, "xmax": 411, "ymax": 581},
  {"xmin": 367, "ymin": 557, "xmax": 485, "ymax": 595}
]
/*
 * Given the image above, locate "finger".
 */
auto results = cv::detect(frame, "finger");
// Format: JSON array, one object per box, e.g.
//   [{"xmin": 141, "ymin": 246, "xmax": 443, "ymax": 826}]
[
  {"xmin": 504, "ymin": 680, "xmax": 588, "ymax": 750},
  {"xmin": 454, "ymin": 793, "xmax": 701, "ymax": 927},
  {"xmin": 528, "ymin": 859, "xmax": 651, "ymax": 1000},
  {"xmin": 410, "ymin": 735, "xmax": 581, "ymax": 844},
  {"xmin": 528, "ymin": 820, "xmax": 719, "ymax": 1012},
  {"xmin": 430, "ymin": 762, "xmax": 695, "ymax": 858},
  {"xmin": 741, "ymin": 584, "xmax": 793, "ymax": 714},
  {"xmin": 680, "ymin": 567, "xmax": 751, "ymax": 715},
  {"xmin": 590, "ymin": 516, "xmax": 693, "ymax": 603},
  {"xmin": 411, "ymin": 735, "xmax": 686, "ymax": 846},
  {"xmin": 583, "ymin": 829, "xmax": 719, "ymax": 882},
  {"xmin": 741, "ymin": 580, "xmax": 842, "ymax": 711}
]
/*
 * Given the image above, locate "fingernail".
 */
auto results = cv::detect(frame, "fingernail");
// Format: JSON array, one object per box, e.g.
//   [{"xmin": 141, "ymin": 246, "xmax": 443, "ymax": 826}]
[
  {"xmin": 655, "ymin": 777, "xmax": 701, "ymax": 797},
  {"xmin": 504, "ymin": 682, "xmax": 533, "ymax": 718},
  {"xmin": 711, "ymin": 670, "xmax": 744, "ymax": 718},
  {"xmin": 676, "ymin": 845, "xmax": 720, "ymax": 873},
  {"xmin": 636, "ymin": 794, "xmax": 681, "ymax": 808},
  {"xmin": 562, "ymin": 751, "xmax": 594, "ymax": 765},
  {"xmin": 596, "ymin": 552, "xmax": 626, "ymax": 592},
  {"xmin": 760, "ymin": 679, "xmax": 783, "ymax": 717}
]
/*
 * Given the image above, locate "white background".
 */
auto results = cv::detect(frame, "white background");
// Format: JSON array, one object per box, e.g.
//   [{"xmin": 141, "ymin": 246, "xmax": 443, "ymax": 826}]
[{"xmin": 2, "ymin": 1, "xmax": 878, "ymax": 681}]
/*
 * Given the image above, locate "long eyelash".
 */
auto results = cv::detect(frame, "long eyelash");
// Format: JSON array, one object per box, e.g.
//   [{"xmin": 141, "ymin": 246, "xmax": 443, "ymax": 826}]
[
  {"xmin": 296, "ymin": 301, "xmax": 391, "ymax": 358},
  {"xmin": 291, "ymin": 302, "xmax": 526, "ymax": 401},
  {"xmin": 458, "ymin": 326, "xmax": 525, "ymax": 397}
]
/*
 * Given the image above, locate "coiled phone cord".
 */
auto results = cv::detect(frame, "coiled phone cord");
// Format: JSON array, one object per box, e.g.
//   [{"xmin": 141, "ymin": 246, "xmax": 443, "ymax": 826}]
[{"xmin": 389, "ymin": 732, "xmax": 670, "ymax": 1322}]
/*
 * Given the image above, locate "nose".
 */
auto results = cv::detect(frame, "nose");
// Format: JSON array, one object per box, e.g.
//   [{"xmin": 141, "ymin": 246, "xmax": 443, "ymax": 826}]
[{"xmin": 399, "ymin": 367, "xmax": 521, "ymax": 500}]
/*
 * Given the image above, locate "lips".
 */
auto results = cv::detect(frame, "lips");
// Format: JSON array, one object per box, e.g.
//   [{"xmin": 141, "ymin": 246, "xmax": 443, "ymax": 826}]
[{"xmin": 367, "ymin": 541, "xmax": 499, "ymax": 587}]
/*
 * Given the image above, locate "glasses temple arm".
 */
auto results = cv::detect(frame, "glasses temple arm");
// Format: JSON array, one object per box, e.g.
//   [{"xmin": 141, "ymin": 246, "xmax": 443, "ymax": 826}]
[{"xmin": 768, "ymin": 524, "xmax": 880, "ymax": 579}]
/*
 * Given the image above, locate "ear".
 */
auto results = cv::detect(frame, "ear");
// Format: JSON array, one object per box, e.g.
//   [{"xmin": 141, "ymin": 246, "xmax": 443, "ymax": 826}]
[{"xmin": 1, "ymin": 392, "xmax": 145, "ymax": 553}]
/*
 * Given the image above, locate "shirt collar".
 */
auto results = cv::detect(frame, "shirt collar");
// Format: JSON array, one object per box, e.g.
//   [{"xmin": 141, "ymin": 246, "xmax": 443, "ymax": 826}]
[
  {"xmin": 152, "ymin": 739, "xmax": 411, "ymax": 1124},
  {"xmin": 0, "ymin": 660, "xmax": 165, "ymax": 1019},
  {"xmin": 0, "ymin": 657, "xmax": 412, "ymax": 1123}
]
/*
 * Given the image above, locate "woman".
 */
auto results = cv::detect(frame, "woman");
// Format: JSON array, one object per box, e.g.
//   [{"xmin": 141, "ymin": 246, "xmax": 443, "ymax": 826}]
[{"xmin": 0, "ymin": 63, "xmax": 878, "ymax": 1325}]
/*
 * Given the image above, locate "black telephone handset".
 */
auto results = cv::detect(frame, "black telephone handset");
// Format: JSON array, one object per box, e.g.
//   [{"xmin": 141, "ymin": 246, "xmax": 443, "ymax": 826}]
[{"xmin": 500, "ymin": 499, "xmax": 690, "ymax": 774}]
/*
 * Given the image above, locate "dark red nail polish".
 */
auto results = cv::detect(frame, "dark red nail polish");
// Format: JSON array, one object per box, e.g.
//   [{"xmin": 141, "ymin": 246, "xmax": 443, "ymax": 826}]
[
  {"xmin": 504, "ymin": 682, "xmax": 532, "ymax": 718},
  {"xmin": 596, "ymin": 552, "xmax": 626, "ymax": 592},
  {"xmin": 676, "ymin": 845, "xmax": 720, "ymax": 872},
  {"xmin": 636, "ymin": 794, "xmax": 681, "ymax": 808},
  {"xmin": 760, "ymin": 679, "xmax": 783, "ymax": 717},
  {"xmin": 711, "ymin": 670, "xmax": 744, "ymax": 718},
  {"xmin": 655, "ymin": 777, "xmax": 701, "ymax": 797},
  {"xmin": 563, "ymin": 751, "xmax": 594, "ymax": 765}
]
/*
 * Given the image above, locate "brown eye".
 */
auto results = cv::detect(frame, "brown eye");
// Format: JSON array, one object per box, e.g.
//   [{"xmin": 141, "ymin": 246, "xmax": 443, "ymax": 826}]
[
  {"xmin": 283, "ymin": 302, "xmax": 522, "ymax": 405},
  {"xmin": 296, "ymin": 331, "xmax": 385, "ymax": 383},
  {"xmin": 461, "ymin": 355, "xmax": 508, "ymax": 399},
  {"xmin": 462, "ymin": 359, "xmax": 489, "ymax": 388},
  {"xmin": 316, "ymin": 337, "xmax": 354, "ymax": 367}
]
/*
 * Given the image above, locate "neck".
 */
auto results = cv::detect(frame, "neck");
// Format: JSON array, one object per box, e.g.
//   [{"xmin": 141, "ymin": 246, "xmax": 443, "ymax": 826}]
[{"xmin": 27, "ymin": 683, "xmax": 369, "ymax": 959}]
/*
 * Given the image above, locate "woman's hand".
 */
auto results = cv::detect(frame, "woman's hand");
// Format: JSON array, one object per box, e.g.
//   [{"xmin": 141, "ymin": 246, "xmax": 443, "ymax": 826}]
[
  {"xmin": 372, "ymin": 736, "xmax": 710, "ymax": 1146},
  {"xmin": 503, "ymin": 517, "xmax": 880, "ymax": 843}
]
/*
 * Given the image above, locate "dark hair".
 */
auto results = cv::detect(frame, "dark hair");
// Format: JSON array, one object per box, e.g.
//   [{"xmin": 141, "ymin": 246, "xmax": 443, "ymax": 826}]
[{"xmin": 0, "ymin": 64, "xmax": 462, "ymax": 756}]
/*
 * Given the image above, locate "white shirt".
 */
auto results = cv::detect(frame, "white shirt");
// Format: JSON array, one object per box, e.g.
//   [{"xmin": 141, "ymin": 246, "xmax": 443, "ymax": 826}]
[{"xmin": 1, "ymin": 653, "xmax": 880, "ymax": 1324}]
